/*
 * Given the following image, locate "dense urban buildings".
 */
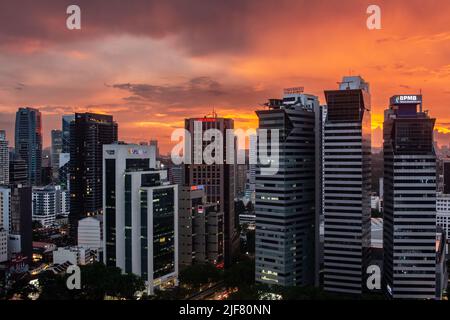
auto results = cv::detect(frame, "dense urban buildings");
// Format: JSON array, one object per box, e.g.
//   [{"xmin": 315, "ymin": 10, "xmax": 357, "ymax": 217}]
[
  {"xmin": 437, "ymin": 193, "xmax": 450, "ymax": 239},
  {"xmin": 0, "ymin": 130, "xmax": 9, "ymax": 186},
  {"xmin": 178, "ymin": 185, "xmax": 223, "ymax": 269},
  {"xmin": 184, "ymin": 115, "xmax": 237, "ymax": 268},
  {"xmin": 69, "ymin": 113, "xmax": 118, "ymax": 241},
  {"xmin": 383, "ymin": 95, "xmax": 439, "ymax": 299},
  {"xmin": 255, "ymin": 88, "xmax": 322, "ymax": 286},
  {"xmin": 14, "ymin": 107, "xmax": 42, "ymax": 186},
  {"xmin": 322, "ymin": 76, "xmax": 372, "ymax": 294}
]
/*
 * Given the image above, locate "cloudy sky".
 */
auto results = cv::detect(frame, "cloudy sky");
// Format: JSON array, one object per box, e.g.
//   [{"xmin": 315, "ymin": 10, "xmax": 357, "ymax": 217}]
[{"xmin": 0, "ymin": 0, "xmax": 449, "ymax": 152}]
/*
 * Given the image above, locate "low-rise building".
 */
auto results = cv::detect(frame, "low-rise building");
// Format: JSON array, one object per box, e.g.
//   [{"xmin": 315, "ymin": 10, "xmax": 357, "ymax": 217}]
[{"xmin": 53, "ymin": 246, "xmax": 96, "ymax": 266}]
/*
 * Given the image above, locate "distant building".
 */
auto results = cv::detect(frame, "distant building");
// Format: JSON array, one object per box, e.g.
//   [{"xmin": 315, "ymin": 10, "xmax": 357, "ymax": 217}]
[
  {"xmin": 443, "ymin": 159, "xmax": 450, "ymax": 195},
  {"xmin": 15, "ymin": 107, "xmax": 42, "ymax": 186},
  {"xmin": 9, "ymin": 158, "xmax": 27, "ymax": 186},
  {"xmin": 32, "ymin": 185, "xmax": 68, "ymax": 228},
  {"xmin": 9, "ymin": 185, "xmax": 32, "ymax": 263}
]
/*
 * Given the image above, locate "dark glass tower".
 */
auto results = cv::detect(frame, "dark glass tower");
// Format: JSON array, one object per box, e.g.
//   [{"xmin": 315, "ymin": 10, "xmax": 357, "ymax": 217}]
[
  {"xmin": 14, "ymin": 107, "xmax": 42, "ymax": 186},
  {"xmin": 69, "ymin": 113, "xmax": 118, "ymax": 241},
  {"xmin": 383, "ymin": 95, "xmax": 437, "ymax": 299}
]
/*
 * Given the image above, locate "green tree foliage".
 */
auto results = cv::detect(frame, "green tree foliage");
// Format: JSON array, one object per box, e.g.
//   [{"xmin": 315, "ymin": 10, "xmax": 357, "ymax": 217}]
[
  {"xmin": 179, "ymin": 263, "xmax": 222, "ymax": 289},
  {"xmin": 38, "ymin": 262, "xmax": 145, "ymax": 300}
]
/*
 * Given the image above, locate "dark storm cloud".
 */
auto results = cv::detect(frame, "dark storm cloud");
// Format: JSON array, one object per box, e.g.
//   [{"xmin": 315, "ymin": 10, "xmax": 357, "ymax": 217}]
[
  {"xmin": 0, "ymin": 0, "xmax": 376, "ymax": 56},
  {"xmin": 112, "ymin": 77, "xmax": 226, "ymax": 104}
]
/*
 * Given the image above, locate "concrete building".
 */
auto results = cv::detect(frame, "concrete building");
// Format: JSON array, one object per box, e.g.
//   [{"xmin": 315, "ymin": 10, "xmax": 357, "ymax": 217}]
[
  {"xmin": 32, "ymin": 185, "xmax": 69, "ymax": 228},
  {"xmin": 51, "ymin": 130, "xmax": 63, "ymax": 183},
  {"xmin": 383, "ymin": 94, "xmax": 437, "ymax": 299},
  {"xmin": 255, "ymin": 88, "xmax": 322, "ymax": 286},
  {"xmin": 323, "ymin": 76, "xmax": 372, "ymax": 294},
  {"xmin": 178, "ymin": 185, "xmax": 223, "ymax": 269},
  {"xmin": 184, "ymin": 115, "xmax": 238, "ymax": 268},
  {"xmin": 78, "ymin": 215, "xmax": 103, "ymax": 251}
]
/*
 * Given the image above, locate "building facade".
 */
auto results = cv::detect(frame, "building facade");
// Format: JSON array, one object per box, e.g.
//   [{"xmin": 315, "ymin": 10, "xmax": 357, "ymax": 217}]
[
  {"xmin": 69, "ymin": 113, "xmax": 118, "ymax": 240},
  {"xmin": 51, "ymin": 130, "xmax": 63, "ymax": 183},
  {"xmin": 255, "ymin": 89, "xmax": 321, "ymax": 286},
  {"xmin": 0, "ymin": 130, "xmax": 9, "ymax": 186},
  {"xmin": 178, "ymin": 185, "xmax": 223, "ymax": 269},
  {"xmin": 15, "ymin": 107, "xmax": 42, "ymax": 186},
  {"xmin": 383, "ymin": 94, "xmax": 437, "ymax": 299},
  {"xmin": 184, "ymin": 116, "xmax": 237, "ymax": 268},
  {"xmin": 322, "ymin": 76, "xmax": 372, "ymax": 294}
]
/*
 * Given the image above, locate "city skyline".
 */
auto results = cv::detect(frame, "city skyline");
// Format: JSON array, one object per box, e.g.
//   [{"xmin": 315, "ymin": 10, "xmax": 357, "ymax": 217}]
[{"xmin": 0, "ymin": 1, "xmax": 450, "ymax": 151}]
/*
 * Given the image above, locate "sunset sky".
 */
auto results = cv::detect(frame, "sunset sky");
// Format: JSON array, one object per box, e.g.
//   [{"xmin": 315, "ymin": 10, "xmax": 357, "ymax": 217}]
[{"xmin": 0, "ymin": 0, "xmax": 449, "ymax": 153}]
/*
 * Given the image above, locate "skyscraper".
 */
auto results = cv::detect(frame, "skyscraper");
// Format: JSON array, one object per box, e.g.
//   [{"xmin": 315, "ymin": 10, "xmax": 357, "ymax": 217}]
[
  {"xmin": 0, "ymin": 130, "xmax": 9, "ymax": 186},
  {"xmin": 184, "ymin": 115, "xmax": 237, "ymax": 267},
  {"xmin": 383, "ymin": 95, "xmax": 438, "ymax": 299},
  {"xmin": 322, "ymin": 76, "xmax": 372, "ymax": 294},
  {"xmin": 51, "ymin": 130, "xmax": 63, "ymax": 183},
  {"xmin": 14, "ymin": 107, "xmax": 42, "ymax": 186},
  {"xmin": 103, "ymin": 143, "xmax": 156, "ymax": 268},
  {"xmin": 255, "ymin": 88, "xmax": 321, "ymax": 286},
  {"xmin": 103, "ymin": 143, "xmax": 177, "ymax": 294},
  {"xmin": 69, "ymin": 113, "xmax": 118, "ymax": 241}
]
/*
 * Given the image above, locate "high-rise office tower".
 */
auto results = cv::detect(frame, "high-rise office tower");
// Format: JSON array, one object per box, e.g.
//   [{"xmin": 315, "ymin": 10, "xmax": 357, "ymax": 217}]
[
  {"xmin": 0, "ymin": 130, "xmax": 9, "ymax": 186},
  {"xmin": 255, "ymin": 88, "xmax": 321, "ymax": 286},
  {"xmin": 383, "ymin": 95, "xmax": 438, "ymax": 299},
  {"xmin": 15, "ymin": 107, "xmax": 42, "ymax": 186},
  {"xmin": 103, "ymin": 143, "xmax": 177, "ymax": 294},
  {"xmin": 69, "ymin": 113, "xmax": 118, "ymax": 241},
  {"xmin": 184, "ymin": 115, "xmax": 237, "ymax": 267},
  {"xmin": 323, "ymin": 76, "xmax": 372, "ymax": 294},
  {"xmin": 51, "ymin": 130, "xmax": 63, "ymax": 183},
  {"xmin": 103, "ymin": 143, "xmax": 156, "ymax": 268},
  {"xmin": 62, "ymin": 115, "xmax": 75, "ymax": 153},
  {"xmin": 178, "ymin": 185, "xmax": 223, "ymax": 269}
]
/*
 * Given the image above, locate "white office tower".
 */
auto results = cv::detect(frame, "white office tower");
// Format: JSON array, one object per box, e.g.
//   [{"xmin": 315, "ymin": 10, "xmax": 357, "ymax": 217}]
[
  {"xmin": 255, "ymin": 88, "xmax": 321, "ymax": 286},
  {"xmin": 383, "ymin": 95, "xmax": 438, "ymax": 299},
  {"xmin": 0, "ymin": 130, "xmax": 9, "ymax": 186},
  {"xmin": 78, "ymin": 215, "xmax": 103, "ymax": 251},
  {"xmin": 103, "ymin": 143, "xmax": 177, "ymax": 294},
  {"xmin": 0, "ymin": 186, "xmax": 9, "ymax": 262},
  {"xmin": 323, "ymin": 76, "xmax": 372, "ymax": 294}
]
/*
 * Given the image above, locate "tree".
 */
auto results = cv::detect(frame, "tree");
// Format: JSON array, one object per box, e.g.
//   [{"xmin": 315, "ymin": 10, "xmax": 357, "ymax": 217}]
[
  {"xmin": 224, "ymin": 255, "xmax": 254, "ymax": 289},
  {"xmin": 38, "ymin": 262, "xmax": 145, "ymax": 300},
  {"xmin": 179, "ymin": 263, "xmax": 222, "ymax": 289}
]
